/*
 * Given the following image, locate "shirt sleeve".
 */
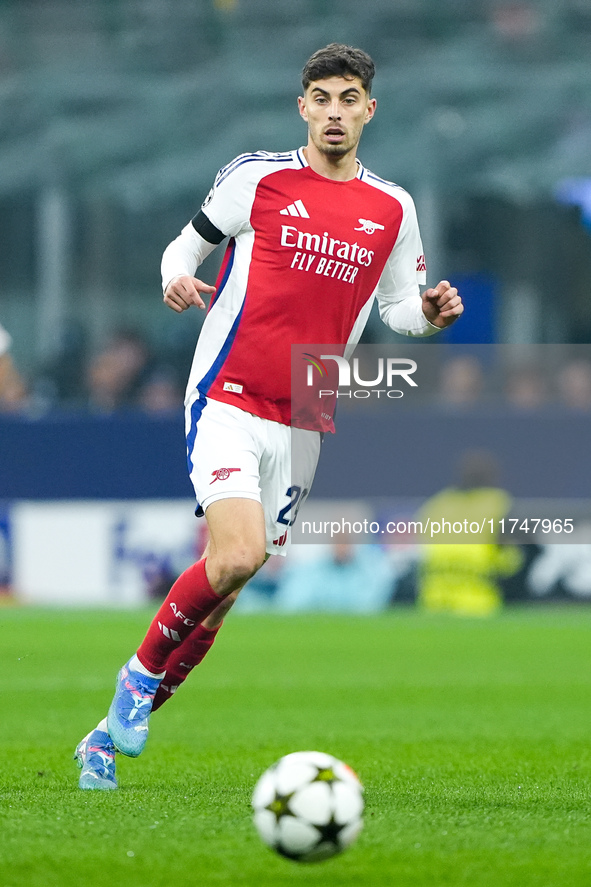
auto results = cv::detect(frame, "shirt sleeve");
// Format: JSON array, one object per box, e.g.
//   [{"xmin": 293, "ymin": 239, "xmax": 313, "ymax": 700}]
[
  {"xmin": 161, "ymin": 223, "xmax": 219, "ymax": 293},
  {"xmin": 376, "ymin": 194, "xmax": 439, "ymax": 337},
  {"xmin": 199, "ymin": 153, "xmax": 265, "ymax": 238},
  {"xmin": 160, "ymin": 154, "xmax": 263, "ymax": 292}
]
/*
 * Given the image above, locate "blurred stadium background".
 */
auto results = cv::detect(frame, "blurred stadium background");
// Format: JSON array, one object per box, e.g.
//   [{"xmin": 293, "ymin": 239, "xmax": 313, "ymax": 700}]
[{"xmin": 2, "ymin": 0, "xmax": 591, "ymax": 609}]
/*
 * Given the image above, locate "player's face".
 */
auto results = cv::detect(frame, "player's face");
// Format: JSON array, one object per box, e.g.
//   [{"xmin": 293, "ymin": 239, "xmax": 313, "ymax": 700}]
[{"xmin": 298, "ymin": 76, "xmax": 376, "ymax": 159}]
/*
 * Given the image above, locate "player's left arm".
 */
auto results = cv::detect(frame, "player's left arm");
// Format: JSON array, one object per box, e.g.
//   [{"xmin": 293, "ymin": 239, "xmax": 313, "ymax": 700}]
[
  {"xmin": 376, "ymin": 192, "xmax": 464, "ymax": 335},
  {"xmin": 421, "ymin": 280, "xmax": 464, "ymax": 329}
]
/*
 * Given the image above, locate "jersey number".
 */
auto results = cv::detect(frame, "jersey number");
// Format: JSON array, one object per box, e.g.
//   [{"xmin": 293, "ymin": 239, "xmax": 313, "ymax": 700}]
[{"xmin": 277, "ymin": 485, "xmax": 308, "ymax": 527}]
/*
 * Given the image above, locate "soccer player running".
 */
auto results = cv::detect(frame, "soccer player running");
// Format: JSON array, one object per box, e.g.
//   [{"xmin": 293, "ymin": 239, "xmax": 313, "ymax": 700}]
[{"xmin": 75, "ymin": 44, "xmax": 463, "ymax": 789}]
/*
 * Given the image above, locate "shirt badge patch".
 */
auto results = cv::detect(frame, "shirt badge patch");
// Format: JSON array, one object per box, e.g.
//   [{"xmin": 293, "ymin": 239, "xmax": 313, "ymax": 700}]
[
  {"xmin": 355, "ymin": 219, "xmax": 385, "ymax": 234},
  {"xmin": 210, "ymin": 468, "xmax": 241, "ymax": 484},
  {"xmin": 223, "ymin": 382, "xmax": 243, "ymax": 393}
]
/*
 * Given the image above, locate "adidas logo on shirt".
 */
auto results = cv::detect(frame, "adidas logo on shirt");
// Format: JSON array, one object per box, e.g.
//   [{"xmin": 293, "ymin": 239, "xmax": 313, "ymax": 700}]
[{"xmin": 280, "ymin": 199, "xmax": 310, "ymax": 218}]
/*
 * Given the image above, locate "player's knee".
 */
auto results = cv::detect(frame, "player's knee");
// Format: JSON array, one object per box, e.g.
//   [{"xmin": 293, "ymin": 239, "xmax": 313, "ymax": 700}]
[{"xmin": 215, "ymin": 547, "xmax": 266, "ymax": 592}]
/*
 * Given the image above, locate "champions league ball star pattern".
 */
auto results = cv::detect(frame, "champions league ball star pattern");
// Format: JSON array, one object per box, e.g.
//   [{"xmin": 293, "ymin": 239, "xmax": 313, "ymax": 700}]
[{"xmin": 252, "ymin": 751, "xmax": 364, "ymax": 862}]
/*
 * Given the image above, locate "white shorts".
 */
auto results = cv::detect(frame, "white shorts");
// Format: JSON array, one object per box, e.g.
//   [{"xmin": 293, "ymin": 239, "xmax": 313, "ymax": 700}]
[{"xmin": 185, "ymin": 397, "xmax": 321, "ymax": 556}]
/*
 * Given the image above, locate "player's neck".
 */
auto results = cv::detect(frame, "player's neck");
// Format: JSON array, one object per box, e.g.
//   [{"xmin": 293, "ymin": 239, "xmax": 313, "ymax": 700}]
[{"xmin": 302, "ymin": 144, "xmax": 359, "ymax": 181}]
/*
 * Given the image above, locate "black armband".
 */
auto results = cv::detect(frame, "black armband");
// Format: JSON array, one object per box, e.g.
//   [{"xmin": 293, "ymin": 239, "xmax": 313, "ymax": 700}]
[{"xmin": 191, "ymin": 210, "xmax": 226, "ymax": 244}]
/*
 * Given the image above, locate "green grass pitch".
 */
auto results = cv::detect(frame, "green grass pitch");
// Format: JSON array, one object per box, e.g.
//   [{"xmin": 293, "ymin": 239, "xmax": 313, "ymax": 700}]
[{"xmin": 1, "ymin": 605, "xmax": 591, "ymax": 886}]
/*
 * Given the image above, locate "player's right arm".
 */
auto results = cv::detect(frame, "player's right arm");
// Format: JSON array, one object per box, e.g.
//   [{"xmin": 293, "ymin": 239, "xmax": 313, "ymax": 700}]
[
  {"xmin": 161, "ymin": 221, "xmax": 220, "ymax": 312},
  {"xmin": 161, "ymin": 153, "xmax": 263, "ymax": 314},
  {"xmin": 163, "ymin": 273, "xmax": 215, "ymax": 313},
  {"xmin": 162, "ymin": 152, "xmax": 271, "ymax": 313}
]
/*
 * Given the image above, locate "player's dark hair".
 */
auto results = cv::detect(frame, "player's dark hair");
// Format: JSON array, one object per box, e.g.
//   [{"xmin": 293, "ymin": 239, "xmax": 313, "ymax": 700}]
[{"xmin": 302, "ymin": 44, "xmax": 375, "ymax": 94}]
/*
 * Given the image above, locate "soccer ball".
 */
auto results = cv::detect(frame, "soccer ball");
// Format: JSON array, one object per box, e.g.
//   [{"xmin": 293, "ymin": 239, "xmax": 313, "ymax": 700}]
[{"xmin": 251, "ymin": 750, "xmax": 364, "ymax": 862}]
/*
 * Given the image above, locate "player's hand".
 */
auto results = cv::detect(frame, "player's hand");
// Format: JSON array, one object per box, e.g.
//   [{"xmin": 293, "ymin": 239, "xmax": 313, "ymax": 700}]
[
  {"xmin": 421, "ymin": 280, "xmax": 463, "ymax": 328},
  {"xmin": 163, "ymin": 275, "xmax": 216, "ymax": 313}
]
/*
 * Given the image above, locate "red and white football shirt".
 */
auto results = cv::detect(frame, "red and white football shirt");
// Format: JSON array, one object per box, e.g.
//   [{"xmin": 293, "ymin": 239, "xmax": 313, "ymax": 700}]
[{"xmin": 162, "ymin": 148, "xmax": 432, "ymax": 432}]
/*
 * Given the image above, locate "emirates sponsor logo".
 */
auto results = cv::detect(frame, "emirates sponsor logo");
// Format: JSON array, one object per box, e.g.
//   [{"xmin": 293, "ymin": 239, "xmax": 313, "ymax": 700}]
[
  {"xmin": 281, "ymin": 226, "xmax": 374, "ymax": 267},
  {"xmin": 280, "ymin": 224, "xmax": 376, "ymax": 284}
]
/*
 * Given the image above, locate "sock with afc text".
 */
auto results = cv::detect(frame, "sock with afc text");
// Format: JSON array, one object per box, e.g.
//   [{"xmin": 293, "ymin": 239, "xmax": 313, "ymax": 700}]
[
  {"xmin": 136, "ymin": 559, "xmax": 222, "ymax": 674},
  {"xmin": 151, "ymin": 623, "xmax": 222, "ymax": 712}
]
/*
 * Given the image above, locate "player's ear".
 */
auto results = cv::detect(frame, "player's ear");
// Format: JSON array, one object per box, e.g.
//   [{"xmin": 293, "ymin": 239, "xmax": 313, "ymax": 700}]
[
  {"xmin": 297, "ymin": 95, "xmax": 308, "ymax": 122},
  {"xmin": 365, "ymin": 97, "xmax": 377, "ymax": 123}
]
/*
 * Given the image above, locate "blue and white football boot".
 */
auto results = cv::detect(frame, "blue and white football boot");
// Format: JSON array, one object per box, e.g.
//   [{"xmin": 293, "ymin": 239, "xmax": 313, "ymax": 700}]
[
  {"xmin": 106, "ymin": 660, "xmax": 161, "ymax": 757},
  {"xmin": 74, "ymin": 728, "xmax": 117, "ymax": 791}
]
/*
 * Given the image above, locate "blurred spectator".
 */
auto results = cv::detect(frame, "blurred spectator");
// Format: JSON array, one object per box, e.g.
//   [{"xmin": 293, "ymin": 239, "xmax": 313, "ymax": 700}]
[
  {"xmin": 273, "ymin": 539, "xmax": 395, "ymax": 612},
  {"xmin": 417, "ymin": 450, "xmax": 522, "ymax": 616},
  {"xmin": 33, "ymin": 320, "xmax": 88, "ymax": 407},
  {"xmin": 557, "ymin": 359, "xmax": 591, "ymax": 410},
  {"xmin": 86, "ymin": 329, "xmax": 151, "ymax": 411},
  {"xmin": 0, "ymin": 322, "xmax": 27, "ymax": 410},
  {"xmin": 490, "ymin": 3, "xmax": 542, "ymax": 44},
  {"xmin": 504, "ymin": 364, "xmax": 547, "ymax": 410},
  {"xmin": 438, "ymin": 355, "xmax": 484, "ymax": 407},
  {"xmin": 138, "ymin": 367, "xmax": 183, "ymax": 414}
]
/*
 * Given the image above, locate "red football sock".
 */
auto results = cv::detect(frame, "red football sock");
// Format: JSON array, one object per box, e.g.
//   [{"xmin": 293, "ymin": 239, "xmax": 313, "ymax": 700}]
[
  {"xmin": 152, "ymin": 623, "xmax": 221, "ymax": 712},
  {"xmin": 136, "ymin": 559, "xmax": 222, "ymax": 674}
]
